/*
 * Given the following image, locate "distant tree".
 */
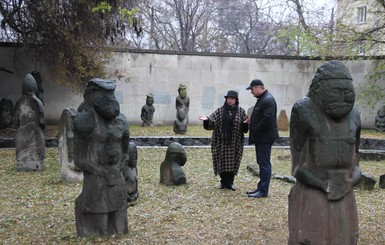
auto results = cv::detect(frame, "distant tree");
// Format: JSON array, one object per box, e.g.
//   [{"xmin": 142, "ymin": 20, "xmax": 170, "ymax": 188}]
[
  {"xmin": 277, "ymin": 0, "xmax": 336, "ymax": 57},
  {"xmin": 335, "ymin": 0, "xmax": 385, "ymax": 108},
  {"xmin": 136, "ymin": 0, "xmax": 218, "ymax": 52},
  {"xmin": 0, "ymin": 0, "xmax": 139, "ymax": 90},
  {"xmin": 216, "ymin": 0, "xmax": 286, "ymax": 55}
]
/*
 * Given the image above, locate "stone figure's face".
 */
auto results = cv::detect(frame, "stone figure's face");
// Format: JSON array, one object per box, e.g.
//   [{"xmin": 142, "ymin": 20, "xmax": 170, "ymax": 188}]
[
  {"xmin": 179, "ymin": 88, "xmax": 187, "ymax": 98},
  {"xmin": 146, "ymin": 97, "xmax": 154, "ymax": 105},
  {"xmin": 317, "ymin": 79, "xmax": 355, "ymax": 119},
  {"xmin": 93, "ymin": 90, "xmax": 120, "ymax": 120}
]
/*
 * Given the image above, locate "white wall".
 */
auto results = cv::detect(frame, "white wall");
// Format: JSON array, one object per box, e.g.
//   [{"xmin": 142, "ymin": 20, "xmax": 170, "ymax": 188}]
[{"xmin": 0, "ymin": 46, "xmax": 383, "ymax": 128}]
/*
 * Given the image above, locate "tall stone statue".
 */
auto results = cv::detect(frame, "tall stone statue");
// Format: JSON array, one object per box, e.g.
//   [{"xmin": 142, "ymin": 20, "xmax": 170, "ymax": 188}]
[
  {"xmin": 160, "ymin": 142, "xmax": 187, "ymax": 185},
  {"xmin": 14, "ymin": 74, "xmax": 45, "ymax": 171},
  {"xmin": 175, "ymin": 83, "xmax": 190, "ymax": 122},
  {"xmin": 289, "ymin": 61, "xmax": 362, "ymax": 244},
  {"xmin": 74, "ymin": 78, "xmax": 130, "ymax": 237},
  {"xmin": 173, "ymin": 108, "xmax": 187, "ymax": 134},
  {"xmin": 140, "ymin": 93, "xmax": 155, "ymax": 127},
  {"xmin": 374, "ymin": 105, "xmax": 385, "ymax": 132}
]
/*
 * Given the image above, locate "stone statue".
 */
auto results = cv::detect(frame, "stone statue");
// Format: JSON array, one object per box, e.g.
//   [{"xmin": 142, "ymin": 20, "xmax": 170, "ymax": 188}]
[
  {"xmin": 123, "ymin": 142, "xmax": 139, "ymax": 202},
  {"xmin": 74, "ymin": 78, "xmax": 130, "ymax": 237},
  {"xmin": 160, "ymin": 142, "xmax": 187, "ymax": 185},
  {"xmin": 58, "ymin": 107, "xmax": 83, "ymax": 182},
  {"xmin": 14, "ymin": 74, "xmax": 45, "ymax": 171},
  {"xmin": 173, "ymin": 108, "xmax": 187, "ymax": 134},
  {"xmin": 374, "ymin": 105, "xmax": 385, "ymax": 132},
  {"xmin": 140, "ymin": 93, "xmax": 155, "ymax": 127},
  {"xmin": 277, "ymin": 109, "xmax": 289, "ymax": 131},
  {"xmin": 289, "ymin": 61, "xmax": 362, "ymax": 244},
  {"xmin": 0, "ymin": 98, "xmax": 14, "ymax": 129},
  {"xmin": 175, "ymin": 83, "xmax": 190, "ymax": 122}
]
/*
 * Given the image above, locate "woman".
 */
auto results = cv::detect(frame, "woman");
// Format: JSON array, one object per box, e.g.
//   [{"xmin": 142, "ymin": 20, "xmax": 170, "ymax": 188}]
[{"xmin": 198, "ymin": 90, "xmax": 248, "ymax": 190}]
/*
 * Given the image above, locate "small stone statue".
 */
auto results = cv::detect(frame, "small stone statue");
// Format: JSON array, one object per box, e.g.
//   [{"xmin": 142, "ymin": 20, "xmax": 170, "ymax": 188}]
[
  {"xmin": 58, "ymin": 107, "xmax": 83, "ymax": 182},
  {"xmin": 173, "ymin": 108, "xmax": 187, "ymax": 134},
  {"xmin": 0, "ymin": 98, "xmax": 14, "ymax": 129},
  {"xmin": 160, "ymin": 142, "xmax": 187, "ymax": 185},
  {"xmin": 123, "ymin": 142, "xmax": 139, "ymax": 202},
  {"xmin": 14, "ymin": 74, "xmax": 45, "ymax": 171},
  {"xmin": 74, "ymin": 78, "xmax": 130, "ymax": 237},
  {"xmin": 374, "ymin": 105, "xmax": 385, "ymax": 132},
  {"xmin": 140, "ymin": 93, "xmax": 155, "ymax": 127},
  {"xmin": 175, "ymin": 83, "xmax": 190, "ymax": 122},
  {"xmin": 289, "ymin": 61, "xmax": 361, "ymax": 244},
  {"xmin": 277, "ymin": 109, "xmax": 289, "ymax": 131}
]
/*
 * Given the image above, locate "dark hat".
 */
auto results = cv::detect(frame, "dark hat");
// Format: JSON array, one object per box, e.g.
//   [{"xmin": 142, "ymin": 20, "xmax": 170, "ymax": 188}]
[
  {"xmin": 246, "ymin": 79, "xmax": 264, "ymax": 90},
  {"xmin": 224, "ymin": 90, "xmax": 238, "ymax": 99}
]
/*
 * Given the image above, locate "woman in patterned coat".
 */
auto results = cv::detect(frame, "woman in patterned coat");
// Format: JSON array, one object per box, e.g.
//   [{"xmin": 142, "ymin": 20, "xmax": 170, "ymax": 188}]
[{"xmin": 198, "ymin": 90, "xmax": 248, "ymax": 190}]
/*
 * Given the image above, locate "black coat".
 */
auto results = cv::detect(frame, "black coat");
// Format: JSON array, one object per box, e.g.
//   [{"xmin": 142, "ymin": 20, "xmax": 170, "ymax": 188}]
[{"xmin": 248, "ymin": 90, "xmax": 279, "ymax": 144}]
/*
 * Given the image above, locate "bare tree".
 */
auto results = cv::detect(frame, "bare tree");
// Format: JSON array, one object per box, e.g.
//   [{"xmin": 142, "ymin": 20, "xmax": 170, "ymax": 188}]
[{"xmin": 136, "ymin": 0, "xmax": 218, "ymax": 52}]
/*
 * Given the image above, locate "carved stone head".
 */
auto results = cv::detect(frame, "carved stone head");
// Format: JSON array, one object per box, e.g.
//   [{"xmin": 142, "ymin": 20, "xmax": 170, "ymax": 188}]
[
  {"xmin": 308, "ymin": 61, "xmax": 355, "ymax": 119},
  {"xmin": 84, "ymin": 78, "xmax": 120, "ymax": 120}
]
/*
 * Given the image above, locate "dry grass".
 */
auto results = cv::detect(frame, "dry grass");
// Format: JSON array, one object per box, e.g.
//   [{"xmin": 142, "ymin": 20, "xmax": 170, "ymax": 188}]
[{"xmin": 0, "ymin": 146, "xmax": 384, "ymax": 244}]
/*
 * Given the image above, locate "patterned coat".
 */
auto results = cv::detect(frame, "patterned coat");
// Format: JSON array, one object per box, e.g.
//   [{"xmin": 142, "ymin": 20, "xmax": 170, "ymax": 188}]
[{"xmin": 204, "ymin": 106, "xmax": 248, "ymax": 175}]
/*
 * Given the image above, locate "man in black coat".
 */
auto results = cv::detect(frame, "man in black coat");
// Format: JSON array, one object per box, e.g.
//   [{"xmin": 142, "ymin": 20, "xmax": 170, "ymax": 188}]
[{"xmin": 244, "ymin": 79, "xmax": 279, "ymax": 198}]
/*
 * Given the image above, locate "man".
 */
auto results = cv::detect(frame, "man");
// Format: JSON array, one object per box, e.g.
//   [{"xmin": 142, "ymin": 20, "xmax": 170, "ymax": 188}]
[{"xmin": 245, "ymin": 79, "xmax": 279, "ymax": 198}]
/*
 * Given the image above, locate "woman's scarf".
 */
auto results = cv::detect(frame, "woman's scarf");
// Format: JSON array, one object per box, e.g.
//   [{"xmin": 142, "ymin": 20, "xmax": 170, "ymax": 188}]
[{"xmin": 222, "ymin": 102, "xmax": 238, "ymax": 144}]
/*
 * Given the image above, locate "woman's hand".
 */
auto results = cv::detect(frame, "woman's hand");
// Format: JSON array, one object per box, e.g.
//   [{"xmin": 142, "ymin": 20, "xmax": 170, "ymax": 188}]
[{"xmin": 198, "ymin": 115, "xmax": 208, "ymax": 121}]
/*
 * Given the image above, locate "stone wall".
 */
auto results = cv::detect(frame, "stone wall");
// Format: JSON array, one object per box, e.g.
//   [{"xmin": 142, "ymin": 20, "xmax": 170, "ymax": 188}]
[{"xmin": 0, "ymin": 44, "xmax": 383, "ymax": 127}]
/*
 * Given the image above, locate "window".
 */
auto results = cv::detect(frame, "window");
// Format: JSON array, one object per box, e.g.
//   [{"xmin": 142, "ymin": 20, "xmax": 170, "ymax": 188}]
[{"xmin": 357, "ymin": 6, "xmax": 367, "ymax": 24}]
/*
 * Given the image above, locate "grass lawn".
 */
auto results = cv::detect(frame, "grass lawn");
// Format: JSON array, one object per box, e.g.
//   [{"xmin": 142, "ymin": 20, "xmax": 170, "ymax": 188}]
[{"xmin": 0, "ymin": 144, "xmax": 384, "ymax": 244}]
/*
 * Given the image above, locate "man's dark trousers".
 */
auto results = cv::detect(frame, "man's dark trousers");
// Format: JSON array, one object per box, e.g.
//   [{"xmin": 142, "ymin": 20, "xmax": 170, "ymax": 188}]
[{"xmin": 255, "ymin": 142, "xmax": 273, "ymax": 195}]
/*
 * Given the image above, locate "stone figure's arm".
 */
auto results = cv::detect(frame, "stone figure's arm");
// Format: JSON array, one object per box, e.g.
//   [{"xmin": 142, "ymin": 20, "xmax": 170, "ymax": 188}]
[
  {"xmin": 140, "ymin": 107, "xmax": 150, "ymax": 123},
  {"xmin": 73, "ymin": 137, "xmax": 107, "ymax": 177},
  {"xmin": 294, "ymin": 165, "xmax": 328, "ymax": 192},
  {"xmin": 289, "ymin": 102, "xmax": 309, "ymax": 175},
  {"xmin": 350, "ymin": 166, "xmax": 362, "ymax": 186},
  {"xmin": 73, "ymin": 110, "xmax": 107, "ymax": 177},
  {"xmin": 32, "ymin": 95, "xmax": 46, "ymax": 130},
  {"xmin": 351, "ymin": 107, "xmax": 362, "ymax": 186}
]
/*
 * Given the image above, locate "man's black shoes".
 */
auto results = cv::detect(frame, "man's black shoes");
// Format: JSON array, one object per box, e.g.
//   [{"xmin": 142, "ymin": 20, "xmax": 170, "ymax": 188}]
[
  {"xmin": 246, "ymin": 189, "xmax": 259, "ymax": 195},
  {"xmin": 248, "ymin": 191, "xmax": 267, "ymax": 198}
]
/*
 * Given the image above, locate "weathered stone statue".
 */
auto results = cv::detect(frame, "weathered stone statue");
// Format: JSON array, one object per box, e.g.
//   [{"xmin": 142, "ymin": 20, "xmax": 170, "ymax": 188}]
[
  {"xmin": 277, "ymin": 109, "xmax": 289, "ymax": 131},
  {"xmin": 14, "ymin": 74, "xmax": 45, "ymax": 171},
  {"xmin": 74, "ymin": 78, "xmax": 130, "ymax": 237},
  {"xmin": 289, "ymin": 61, "xmax": 361, "ymax": 244},
  {"xmin": 173, "ymin": 108, "xmax": 187, "ymax": 134},
  {"xmin": 123, "ymin": 142, "xmax": 139, "ymax": 202},
  {"xmin": 175, "ymin": 83, "xmax": 190, "ymax": 122},
  {"xmin": 0, "ymin": 98, "xmax": 14, "ymax": 129},
  {"xmin": 140, "ymin": 93, "xmax": 155, "ymax": 127},
  {"xmin": 374, "ymin": 105, "xmax": 385, "ymax": 132},
  {"xmin": 58, "ymin": 107, "xmax": 83, "ymax": 182},
  {"xmin": 160, "ymin": 142, "xmax": 187, "ymax": 185}
]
